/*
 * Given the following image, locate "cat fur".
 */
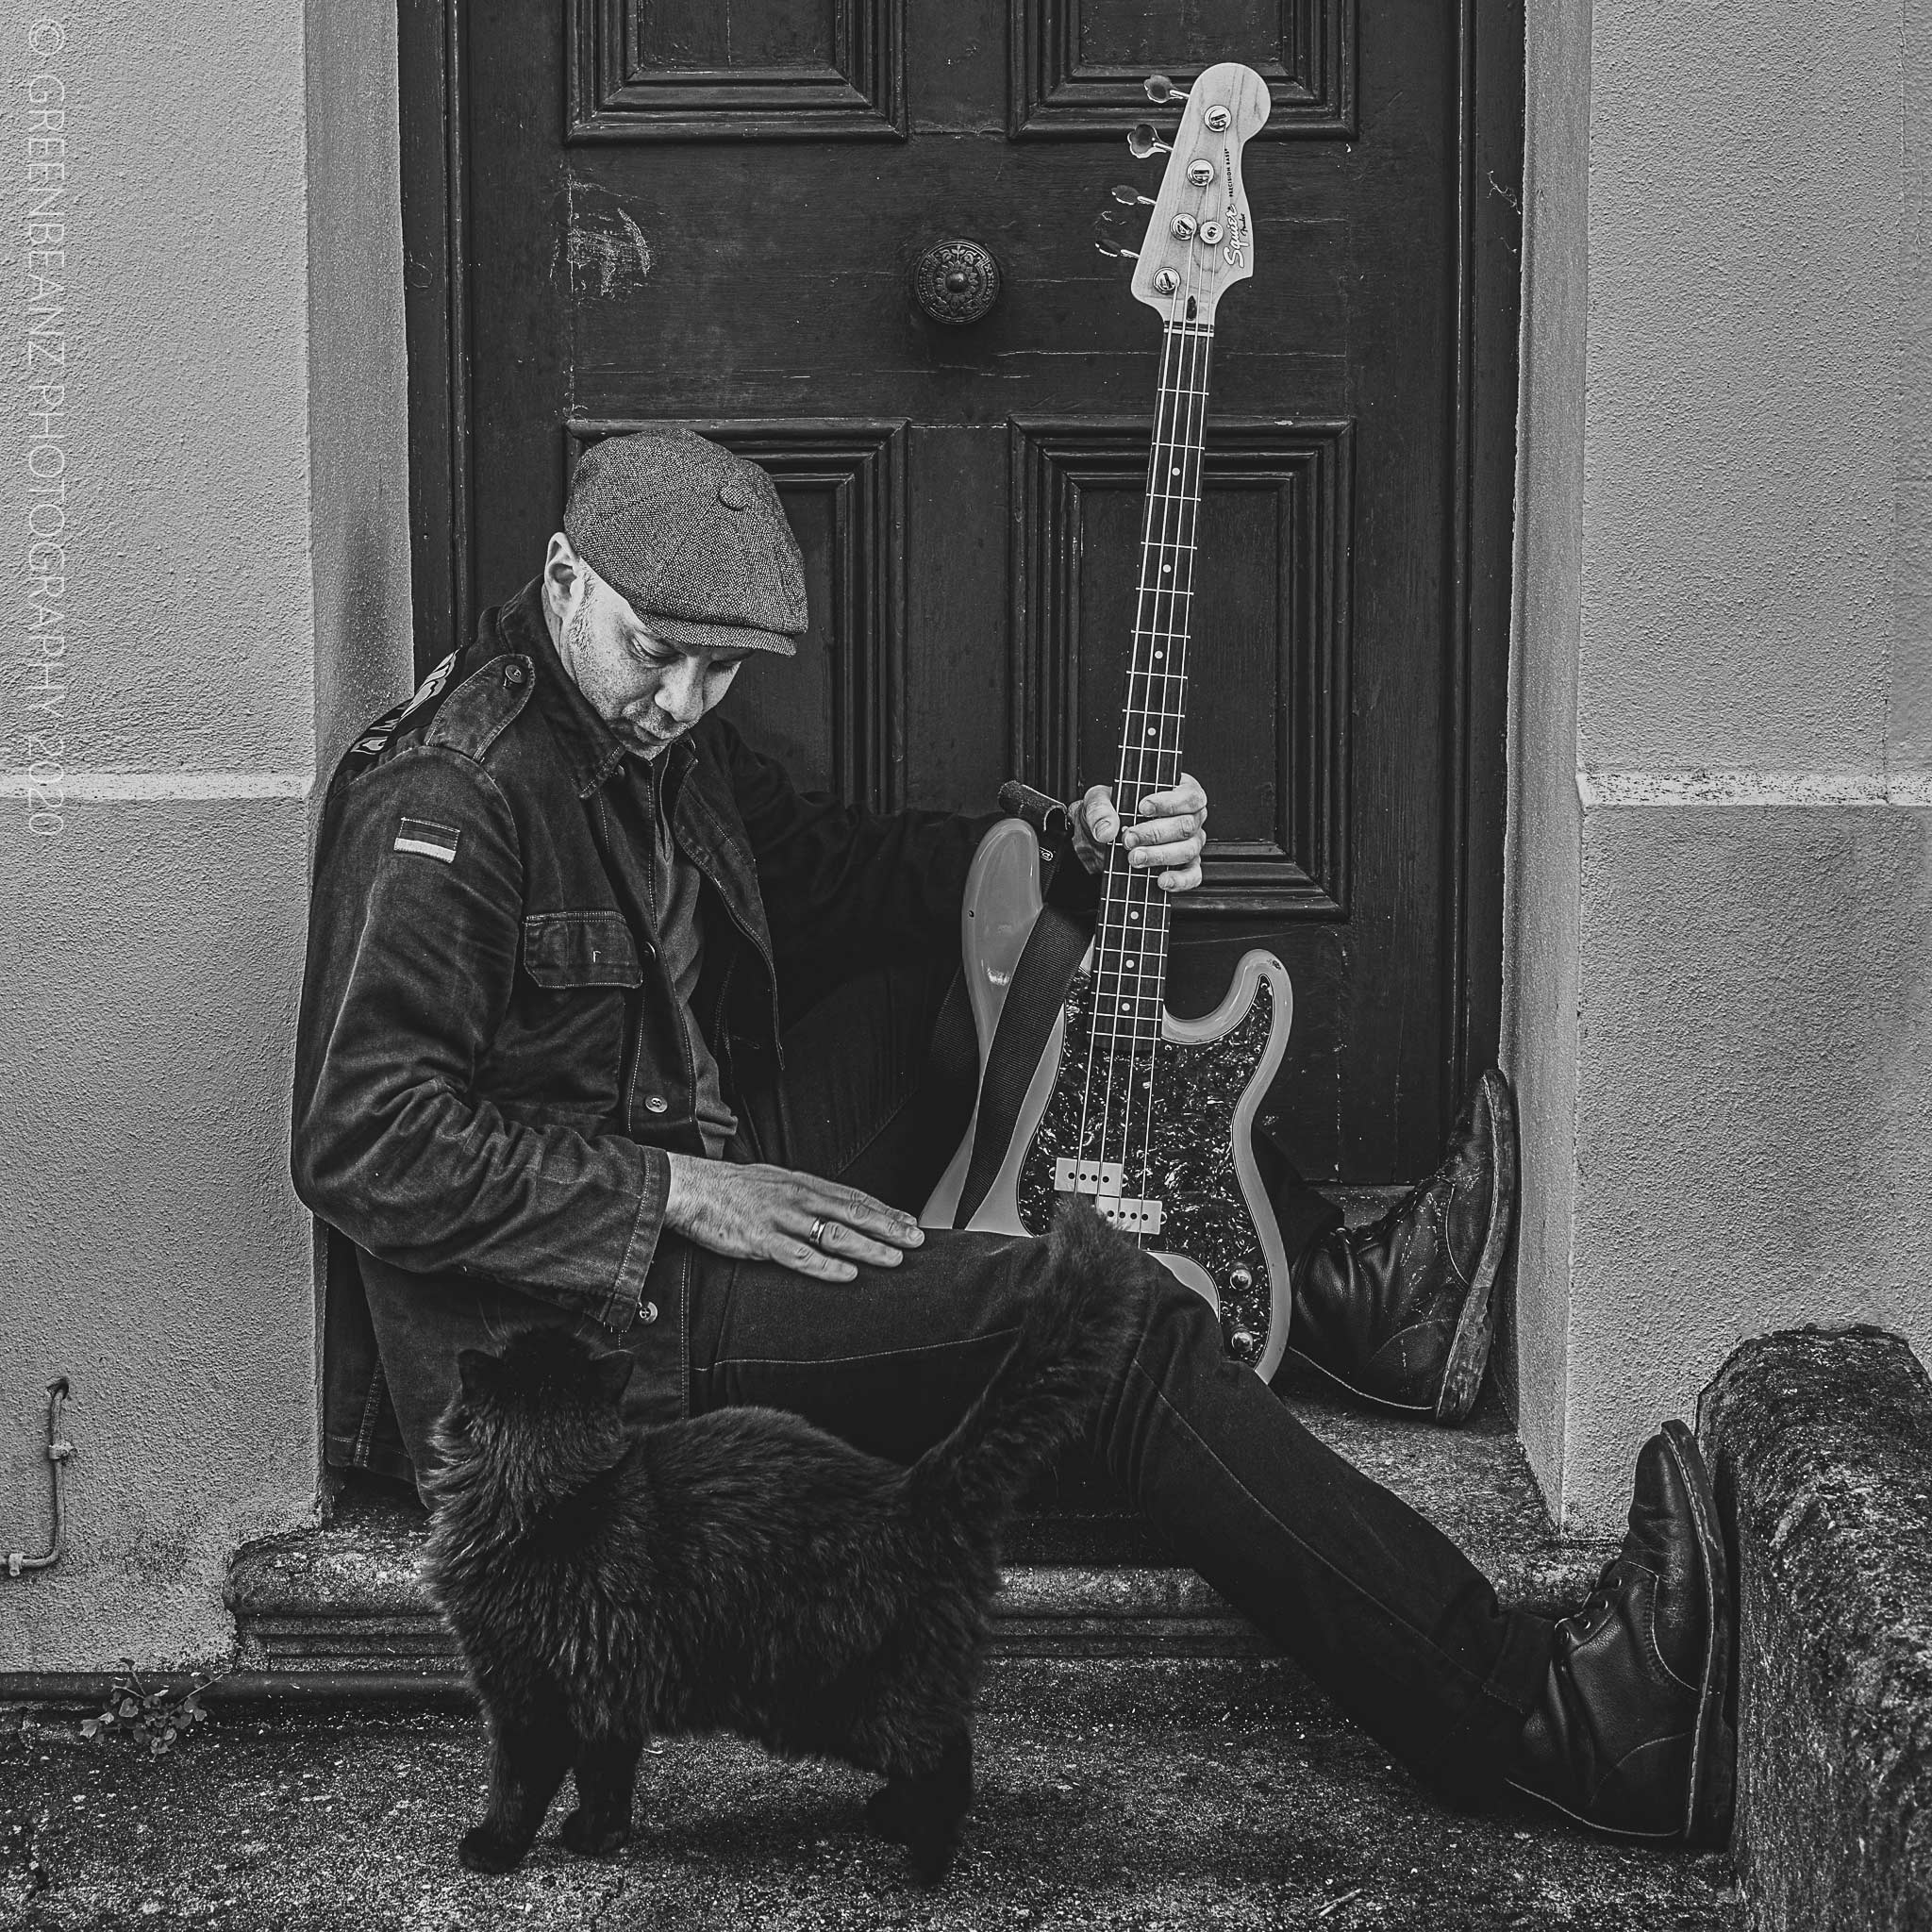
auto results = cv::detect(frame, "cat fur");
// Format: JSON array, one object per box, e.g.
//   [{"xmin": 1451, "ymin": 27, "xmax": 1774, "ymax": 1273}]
[{"xmin": 423, "ymin": 1199, "xmax": 1139, "ymax": 1885}]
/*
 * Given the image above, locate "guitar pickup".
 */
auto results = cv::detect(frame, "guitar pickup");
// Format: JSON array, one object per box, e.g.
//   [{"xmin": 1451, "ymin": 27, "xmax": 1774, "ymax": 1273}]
[
  {"xmin": 1094, "ymin": 1195, "xmax": 1164, "ymax": 1237},
  {"xmin": 1054, "ymin": 1158, "xmax": 1125, "ymax": 1196},
  {"xmin": 1053, "ymin": 1159, "xmax": 1163, "ymax": 1235}
]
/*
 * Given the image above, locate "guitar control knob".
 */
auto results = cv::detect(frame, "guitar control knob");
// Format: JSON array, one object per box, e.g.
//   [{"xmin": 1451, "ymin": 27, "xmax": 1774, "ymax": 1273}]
[
  {"xmin": 1229, "ymin": 1266, "xmax": 1254, "ymax": 1293},
  {"xmin": 1230, "ymin": 1329, "xmax": 1258, "ymax": 1356},
  {"xmin": 912, "ymin": 240, "xmax": 1003, "ymax": 325}
]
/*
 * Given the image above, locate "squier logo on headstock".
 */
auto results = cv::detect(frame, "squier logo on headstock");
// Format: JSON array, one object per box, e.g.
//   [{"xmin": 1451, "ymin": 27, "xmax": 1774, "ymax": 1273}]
[{"xmin": 923, "ymin": 64, "xmax": 1299, "ymax": 1383}]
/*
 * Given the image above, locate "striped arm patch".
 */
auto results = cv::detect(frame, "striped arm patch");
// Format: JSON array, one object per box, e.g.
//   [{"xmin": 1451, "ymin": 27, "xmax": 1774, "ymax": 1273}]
[{"xmin": 393, "ymin": 816, "xmax": 461, "ymax": 863}]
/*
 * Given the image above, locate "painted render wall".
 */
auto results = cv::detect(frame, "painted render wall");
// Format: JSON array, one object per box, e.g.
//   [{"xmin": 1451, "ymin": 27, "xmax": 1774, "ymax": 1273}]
[
  {"xmin": 0, "ymin": 0, "xmax": 410, "ymax": 1666},
  {"xmin": 1507, "ymin": 0, "xmax": 1932, "ymax": 1529}
]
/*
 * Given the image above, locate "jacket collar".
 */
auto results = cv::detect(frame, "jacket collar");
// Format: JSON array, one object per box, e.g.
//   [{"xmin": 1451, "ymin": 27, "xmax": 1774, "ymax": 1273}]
[{"xmin": 492, "ymin": 577, "xmax": 695, "ymax": 802}]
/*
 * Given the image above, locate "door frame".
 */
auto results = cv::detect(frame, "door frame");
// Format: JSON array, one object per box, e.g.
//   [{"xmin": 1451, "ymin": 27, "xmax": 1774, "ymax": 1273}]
[{"xmin": 393, "ymin": 0, "xmax": 1525, "ymax": 1112}]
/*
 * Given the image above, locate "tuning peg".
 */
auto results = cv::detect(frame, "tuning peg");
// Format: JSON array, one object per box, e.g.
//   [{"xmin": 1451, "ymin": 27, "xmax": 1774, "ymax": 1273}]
[
  {"xmin": 1127, "ymin": 122, "xmax": 1172, "ymax": 159},
  {"xmin": 1093, "ymin": 237, "xmax": 1139, "ymax": 261},
  {"xmin": 1143, "ymin": 74, "xmax": 1189, "ymax": 104},
  {"xmin": 1092, "ymin": 214, "xmax": 1139, "ymax": 260},
  {"xmin": 1110, "ymin": 184, "xmax": 1156, "ymax": 207}
]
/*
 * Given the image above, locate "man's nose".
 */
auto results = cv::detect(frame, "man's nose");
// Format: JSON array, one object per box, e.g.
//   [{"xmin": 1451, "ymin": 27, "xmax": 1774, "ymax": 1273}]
[{"xmin": 658, "ymin": 661, "xmax": 706, "ymax": 724}]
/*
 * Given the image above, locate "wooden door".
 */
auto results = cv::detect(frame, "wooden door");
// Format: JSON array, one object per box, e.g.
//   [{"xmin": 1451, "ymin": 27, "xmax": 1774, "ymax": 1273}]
[{"xmin": 400, "ymin": 0, "xmax": 1522, "ymax": 1185}]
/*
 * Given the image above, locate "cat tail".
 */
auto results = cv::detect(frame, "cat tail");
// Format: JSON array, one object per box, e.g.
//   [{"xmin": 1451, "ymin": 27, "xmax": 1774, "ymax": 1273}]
[{"xmin": 908, "ymin": 1198, "xmax": 1141, "ymax": 1524}]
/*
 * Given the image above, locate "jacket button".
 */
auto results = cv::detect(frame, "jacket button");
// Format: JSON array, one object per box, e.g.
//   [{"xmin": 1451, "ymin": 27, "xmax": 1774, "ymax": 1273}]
[
  {"xmin": 640, "ymin": 1302, "xmax": 658, "ymax": 1325},
  {"xmin": 644, "ymin": 1094, "xmax": 668, "ymax": 1113},
  {"xmin": 504, "ymin": 662, "xmax": 525, "ymax": 686}
]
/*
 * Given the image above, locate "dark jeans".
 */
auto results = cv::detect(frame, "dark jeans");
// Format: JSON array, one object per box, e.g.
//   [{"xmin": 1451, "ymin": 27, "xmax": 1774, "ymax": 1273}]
[{"xmin": 353, "ymin": 959, "xmax": 1552, "ymax": 1804}]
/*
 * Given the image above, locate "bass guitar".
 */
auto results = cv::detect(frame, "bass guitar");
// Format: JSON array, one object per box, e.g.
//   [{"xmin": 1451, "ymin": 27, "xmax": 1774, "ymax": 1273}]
[{"xmin": 923, "ymin": 61, "xmax": 1296, "ymax": 1380}]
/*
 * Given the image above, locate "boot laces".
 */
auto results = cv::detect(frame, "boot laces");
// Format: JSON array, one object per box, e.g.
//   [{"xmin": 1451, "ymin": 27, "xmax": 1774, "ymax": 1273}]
[{"xmin": 1566, "ymin": 1556, "xmax": 1633, "ymax": 1641}]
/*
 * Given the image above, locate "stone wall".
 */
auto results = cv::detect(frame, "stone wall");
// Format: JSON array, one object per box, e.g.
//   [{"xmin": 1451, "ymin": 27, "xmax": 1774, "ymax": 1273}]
[{"xmin": 1700, "ymin": 1328, "xmax": 1932, "ymax": 1930}]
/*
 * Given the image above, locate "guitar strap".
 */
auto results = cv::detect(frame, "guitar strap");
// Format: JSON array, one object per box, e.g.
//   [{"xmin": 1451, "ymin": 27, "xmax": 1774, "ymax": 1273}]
[{"xmin": 952, "ymin": 798, "xmax": 1099, "ymax": 1228}]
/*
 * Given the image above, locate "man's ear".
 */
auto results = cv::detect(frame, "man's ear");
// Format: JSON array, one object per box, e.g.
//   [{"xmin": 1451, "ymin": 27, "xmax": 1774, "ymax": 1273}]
[
  {"xmin": 542, "ymin": 531, "xmax": 591, "ymax": 632},
  {"xmin": 591, "ymin": 1351, "xmax": 635, "ymax": 1407},
  {"xmin": 456, "ymin": 1349, "xmax": 498, "ymax": 1402}
]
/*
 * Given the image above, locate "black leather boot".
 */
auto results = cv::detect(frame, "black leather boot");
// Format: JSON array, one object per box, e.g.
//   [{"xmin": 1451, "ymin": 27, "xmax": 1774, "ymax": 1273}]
[
  {"xmin": 1510, "ymin": 1420, "xmax": 1735, "ymax": 1842},
  {"xmin": 1278, "ymin": 1068, "xmax": 1518, "ymax": 1424}
]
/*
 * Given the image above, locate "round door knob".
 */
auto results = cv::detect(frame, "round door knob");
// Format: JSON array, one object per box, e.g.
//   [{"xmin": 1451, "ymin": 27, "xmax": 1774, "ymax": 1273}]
[{"xmin": 912, "ymin": 239, "xmax": 1002, "ymax": 325}]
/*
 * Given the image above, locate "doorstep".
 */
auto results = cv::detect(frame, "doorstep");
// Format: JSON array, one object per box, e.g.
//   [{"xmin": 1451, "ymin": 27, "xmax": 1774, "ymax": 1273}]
[{"xmin": 224, "ymin": 1364, "xmax": 1613, "ymax": 1688}]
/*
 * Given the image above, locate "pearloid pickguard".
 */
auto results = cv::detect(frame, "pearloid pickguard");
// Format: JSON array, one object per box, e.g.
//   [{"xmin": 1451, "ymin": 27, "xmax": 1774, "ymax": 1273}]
[{"xmin": 1013, "ymin": 970, "xmax": 1280, "ymax": 1365}]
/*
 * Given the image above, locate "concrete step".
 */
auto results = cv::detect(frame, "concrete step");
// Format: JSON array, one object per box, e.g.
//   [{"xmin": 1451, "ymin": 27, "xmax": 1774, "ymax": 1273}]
[{"xmin": 225, "ymin": 1368, "xmax": 1616, "ymax": 1682}]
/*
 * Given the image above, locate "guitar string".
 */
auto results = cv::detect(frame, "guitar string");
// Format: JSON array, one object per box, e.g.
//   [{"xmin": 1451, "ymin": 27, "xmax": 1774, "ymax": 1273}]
[
  {"xmin": 1122, "ymin": 275, "xmax": 1209, "ymax": 1242},
  {"xmin": 1121, "ymin": 246, "xmax": 1213, "ymax": 1244},
  {"xmin": 1072, "ymin": 304, "xmax": 1191, "ymax": 1191},
  {"xmin": 1091, "ymin": 291, "xmax": 1193, "ymax": 1226},
  {"xmin": 1096, "ymin": 233, "xmax": 1213, "ymax": 1243},
  {"xmin": 1088, "ymin": 295, "xmax": 1195, "ymax": 1207},
  {"xmin": 1093, "ymin": 282, "xmax": 1200, "ymax": 1231}
]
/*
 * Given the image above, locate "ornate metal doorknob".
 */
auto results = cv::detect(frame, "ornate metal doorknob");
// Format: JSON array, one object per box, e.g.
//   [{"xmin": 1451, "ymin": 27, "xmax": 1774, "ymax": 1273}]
[{"xmin": 911, "ymin": 239, "xmax": 1003, "ymax": 325}]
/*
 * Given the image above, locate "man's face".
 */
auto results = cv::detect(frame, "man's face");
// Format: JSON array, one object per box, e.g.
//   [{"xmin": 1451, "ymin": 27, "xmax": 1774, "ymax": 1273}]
[{"xmin": 542, "ymin": 536, "xmax": 748, "ymax": 759}]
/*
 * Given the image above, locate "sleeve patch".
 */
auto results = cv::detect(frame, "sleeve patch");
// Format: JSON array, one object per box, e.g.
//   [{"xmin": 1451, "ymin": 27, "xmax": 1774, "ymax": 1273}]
[{"xmin": 393, "ymin": 816, "xmax": 462, "ymax": 863}]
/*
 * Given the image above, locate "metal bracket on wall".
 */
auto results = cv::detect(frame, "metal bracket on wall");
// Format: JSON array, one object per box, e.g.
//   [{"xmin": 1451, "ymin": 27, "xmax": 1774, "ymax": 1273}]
[{"xmin": 5, "ymin": 1379, "xmax": 71, "ymax": 1577}]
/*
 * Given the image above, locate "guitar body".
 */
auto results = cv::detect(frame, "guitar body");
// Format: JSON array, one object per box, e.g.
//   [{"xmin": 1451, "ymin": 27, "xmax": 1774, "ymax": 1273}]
[{"xmin": 923, "ymin": 819, "xmax": 1296, "ymax": 1381}]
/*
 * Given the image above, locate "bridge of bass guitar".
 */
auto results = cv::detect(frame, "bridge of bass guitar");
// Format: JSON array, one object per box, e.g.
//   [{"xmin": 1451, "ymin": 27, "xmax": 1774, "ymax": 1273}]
[{"xmin": 1013, "ymin": 962, "xmax": 1290, "ymax": 1372}]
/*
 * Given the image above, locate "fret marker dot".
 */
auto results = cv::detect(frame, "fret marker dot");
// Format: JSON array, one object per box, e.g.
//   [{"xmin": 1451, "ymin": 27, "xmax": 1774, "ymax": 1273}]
[
  {"xmin": 1121, "ymin": 999, "xmax": 1131, "ymax": 1011},
  {"xmin": 1162, "ymin": 564, "xmax": 1172, "ymax": 575}
]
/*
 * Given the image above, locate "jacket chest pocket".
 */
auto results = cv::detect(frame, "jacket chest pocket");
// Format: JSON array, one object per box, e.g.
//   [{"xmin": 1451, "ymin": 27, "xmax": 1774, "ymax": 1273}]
[
  {"xmin": 497, "ymin": 910, "xmax": 644, "ymax": 1117},
  {"xmin": 521, "ymin": 910, "xmax": 644, "ymax": 990}
]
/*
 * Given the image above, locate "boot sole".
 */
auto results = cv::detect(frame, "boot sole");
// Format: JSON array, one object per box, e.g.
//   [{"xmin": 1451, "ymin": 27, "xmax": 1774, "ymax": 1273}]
[
  {"xmin": 1658, "ymin": 1417, "xmax": 1736, "ymax": 1846},
  {"xmin": 1433, "ymin": 1072, "xmax": 1518, "ymax": 1426}
]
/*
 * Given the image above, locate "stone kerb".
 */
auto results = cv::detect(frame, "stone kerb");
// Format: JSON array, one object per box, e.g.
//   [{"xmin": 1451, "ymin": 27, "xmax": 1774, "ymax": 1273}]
[{"xmin": 1698, "ymin": 1326, "xmax": 1932, "ymax": 1930}]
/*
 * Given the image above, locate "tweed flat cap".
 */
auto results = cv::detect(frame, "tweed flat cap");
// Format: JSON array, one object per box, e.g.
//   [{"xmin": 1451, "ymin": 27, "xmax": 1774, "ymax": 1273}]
[{"xmin": 564, "ymin": 428, "xmax": 807, "ymax": 657}]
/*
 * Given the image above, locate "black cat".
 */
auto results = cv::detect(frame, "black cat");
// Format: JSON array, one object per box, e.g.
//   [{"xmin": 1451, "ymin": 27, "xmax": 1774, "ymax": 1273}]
[{"xmin": 423, "ymin": 1201, "xmax": 1136, "ymax": 1885}]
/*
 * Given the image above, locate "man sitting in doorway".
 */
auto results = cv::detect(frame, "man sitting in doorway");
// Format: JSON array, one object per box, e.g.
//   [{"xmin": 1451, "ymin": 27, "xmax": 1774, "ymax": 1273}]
[{"xmin": 292, "ymin": 427, "xmax": 1733, "ymax": 1844}]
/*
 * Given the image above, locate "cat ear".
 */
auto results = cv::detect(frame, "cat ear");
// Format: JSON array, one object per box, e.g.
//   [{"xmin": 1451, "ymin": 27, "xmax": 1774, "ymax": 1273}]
[
  {"xmin": 456, "ymin": 1349, "xmax": 498, "ymax": 1401},
  {"xmin": 591, "ymin": 1351, "xmax": 635, "ymax": 1407}
]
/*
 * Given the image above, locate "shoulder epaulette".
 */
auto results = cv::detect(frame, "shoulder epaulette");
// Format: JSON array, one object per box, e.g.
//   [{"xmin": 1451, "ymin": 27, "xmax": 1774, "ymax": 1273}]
[{"xmin": 340, "ymin": 651, "xmax": 464, "ymax": 781}]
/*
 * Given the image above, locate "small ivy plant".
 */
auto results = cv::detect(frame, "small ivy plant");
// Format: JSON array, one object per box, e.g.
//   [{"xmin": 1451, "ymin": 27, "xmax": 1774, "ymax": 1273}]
[{"xmin": 80, "ymin": 1663, "xmax": 219, "ymax": 1757}]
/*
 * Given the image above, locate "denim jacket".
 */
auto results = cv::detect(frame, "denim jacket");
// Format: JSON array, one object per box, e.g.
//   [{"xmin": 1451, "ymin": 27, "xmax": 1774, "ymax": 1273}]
[{"xmin": 291, "ymin": 579, "xmax": 993, "ymax": 1333}]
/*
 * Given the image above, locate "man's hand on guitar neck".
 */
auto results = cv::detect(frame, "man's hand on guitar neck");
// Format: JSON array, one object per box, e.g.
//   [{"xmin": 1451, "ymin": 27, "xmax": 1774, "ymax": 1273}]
[{"xmin": 1071, "ymin": 775, "xmax": 1209, "ymax": 893}]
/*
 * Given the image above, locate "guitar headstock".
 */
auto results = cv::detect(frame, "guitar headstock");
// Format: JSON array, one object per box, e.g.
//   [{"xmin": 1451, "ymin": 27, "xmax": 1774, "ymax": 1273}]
[{"xmin": 1095, "ymin": 63, "xmax": 1271, "ymax": 325}]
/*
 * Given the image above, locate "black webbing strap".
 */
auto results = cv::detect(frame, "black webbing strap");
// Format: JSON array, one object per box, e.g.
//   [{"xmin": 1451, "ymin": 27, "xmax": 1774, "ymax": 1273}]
[{"xmin": 952, "ymin": 794, "xmax": 1098, "ymax": 1227}]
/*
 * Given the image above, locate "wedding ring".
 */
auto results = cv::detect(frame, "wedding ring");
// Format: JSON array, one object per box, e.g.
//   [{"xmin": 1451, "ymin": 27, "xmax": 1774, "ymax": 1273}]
[{"xmin": 809, "ymin": 1216, "xmax": 828, "ymax": 1250}]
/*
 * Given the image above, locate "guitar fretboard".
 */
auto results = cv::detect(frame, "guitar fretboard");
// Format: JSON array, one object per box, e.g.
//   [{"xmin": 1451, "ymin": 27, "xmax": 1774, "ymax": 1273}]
[{"xmin": 1090, "ymin": 317, "xmax": 1214, "ymax": 1063}]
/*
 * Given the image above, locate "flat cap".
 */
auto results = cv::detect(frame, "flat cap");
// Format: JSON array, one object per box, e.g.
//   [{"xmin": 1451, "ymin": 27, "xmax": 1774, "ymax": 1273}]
[{"xmin": 564, "ymin": 428, "xmax": 807, "ymax": 657}]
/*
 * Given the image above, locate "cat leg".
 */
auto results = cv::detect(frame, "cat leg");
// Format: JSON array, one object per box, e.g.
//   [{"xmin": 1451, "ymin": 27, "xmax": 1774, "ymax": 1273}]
[
  {"xmin": 561, "ymin": 1732, "xmax": 643, "ymax": 1859},
  {"xmin": 874, "ymin": 1729, "xmax": 974, "ymax": 1888},
  {"xmin": 459, "ymin": 1710, "xmax": 575, "ymax": 1874}
]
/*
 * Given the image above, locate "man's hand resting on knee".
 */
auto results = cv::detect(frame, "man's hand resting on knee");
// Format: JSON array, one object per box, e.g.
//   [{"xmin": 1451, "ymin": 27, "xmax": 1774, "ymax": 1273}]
[{"xmin": 664, "ymin": 1153, "xmax": 926, "ymax": 1283}]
